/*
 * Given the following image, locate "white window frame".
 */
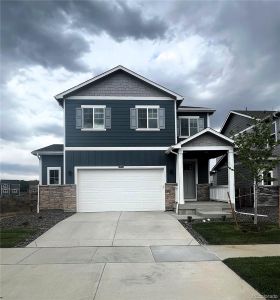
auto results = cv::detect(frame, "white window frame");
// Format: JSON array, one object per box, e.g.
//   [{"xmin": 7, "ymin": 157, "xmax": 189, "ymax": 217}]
[
  {"xmin": 135, "ymin": 105, "xmax": 160, "ymax": 131},
  {"xmin": 47, "ymin": 167, "xmax": 61, "ymax": 185},
  {"xmin": 81, "ymin": 105, "xmax": 106, "ymax": 131},
  {"xmin": 179, "ymin": 116, "xmax": 204, "ymax": 138},
  {"xmin": 271, "ymin": 121, "xmax": 277, "ymax": 142},
  {"xmin": 261, "ymin": 170, "xmax": 273, "ymax": 186}
]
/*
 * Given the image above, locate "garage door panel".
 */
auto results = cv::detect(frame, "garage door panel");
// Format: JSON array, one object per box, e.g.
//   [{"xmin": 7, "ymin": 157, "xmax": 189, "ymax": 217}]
[{"xmin": 77, "ymin": 168, "xmax": 165, "ymax": 212}]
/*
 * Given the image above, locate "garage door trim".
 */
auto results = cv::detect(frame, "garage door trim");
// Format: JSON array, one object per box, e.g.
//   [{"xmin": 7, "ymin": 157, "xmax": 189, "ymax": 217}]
[{"xmin": 74, "ymin": 166, "xmax": 166, "ymax": 212}]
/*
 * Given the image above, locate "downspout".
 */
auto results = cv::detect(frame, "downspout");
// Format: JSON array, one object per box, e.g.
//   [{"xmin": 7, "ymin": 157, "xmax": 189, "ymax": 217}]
[{"xmin": 36, "ymin": 153, "xmax": 40, "ymax": 213}]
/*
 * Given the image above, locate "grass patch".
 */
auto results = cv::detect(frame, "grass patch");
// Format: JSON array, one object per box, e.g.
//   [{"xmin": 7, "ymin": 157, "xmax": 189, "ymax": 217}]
[
  {"xmin": 224, "ymin": 257, "xmax": 280, "ymax": 298},
  {"xmin": 0, "ymin": 228, "xmax": 36, "ymax": 248},
  {"xmin": 192, "ymin": 222, "xmax": 280, "ymax": 245}
]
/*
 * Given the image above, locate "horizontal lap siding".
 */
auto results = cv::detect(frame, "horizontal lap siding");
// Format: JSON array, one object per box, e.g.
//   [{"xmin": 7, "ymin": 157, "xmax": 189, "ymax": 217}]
[
  {"xmin": 41, "ymin": 155, "xmax": 64, "ymax": 185},
  {"xmin": 65, "ymin": 151, "xmax": 176, "ymax": 184},
  {"xmin": 65, "ymin": 100, "xmax": 175, "ymax": 147},
  {"xmin": 222, "ymin": 114, "xmax": 253, "ymax": 137}
]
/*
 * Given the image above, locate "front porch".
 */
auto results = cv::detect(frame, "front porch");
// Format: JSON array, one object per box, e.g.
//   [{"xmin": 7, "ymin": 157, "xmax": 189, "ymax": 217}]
[{"xmin": 167, "ymin": 128, "xmax": 235, "ymax": 217}]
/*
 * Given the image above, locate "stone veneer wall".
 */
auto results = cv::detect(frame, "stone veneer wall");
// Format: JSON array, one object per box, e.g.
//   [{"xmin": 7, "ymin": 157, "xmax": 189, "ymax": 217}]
[
  {"xmin": 197, "ymin": 184, "xmax": 210, "ymax": 201},
  {"xmin": 39, "ymin": 185, "xmax": 76, "ymax": 212},
  {"xmin": 258, "ymin": 186, "xmax": 279, "ymax": 207},
  {"xmin": 165, "ymin": 183, "xmax": 177, "ymax": 210}
]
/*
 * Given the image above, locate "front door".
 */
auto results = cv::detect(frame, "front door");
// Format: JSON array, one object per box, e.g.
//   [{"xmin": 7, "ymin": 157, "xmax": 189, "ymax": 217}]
[{"xmin": 183, "ymin": 161, "xmax": 196, "ymax": 200}]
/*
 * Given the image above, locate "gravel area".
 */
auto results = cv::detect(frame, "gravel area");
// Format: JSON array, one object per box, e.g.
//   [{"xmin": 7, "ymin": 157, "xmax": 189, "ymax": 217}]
[
  {"xmin": 0, "ymin": 210, "xmax": 74, "ymax": 247},
  {"xmin": 179, "ymin": 220, "xmax": 208, "ymax": 245}
]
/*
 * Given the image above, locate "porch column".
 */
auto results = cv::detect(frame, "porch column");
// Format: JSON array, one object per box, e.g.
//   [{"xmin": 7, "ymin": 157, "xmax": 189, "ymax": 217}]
[
  {"xmin": 177, "ymin": 149, "xmax": 184, "ymax": 204},
  {"xmin": 227, "ymin": 148, "xmax": 235, "ymax": 206}
]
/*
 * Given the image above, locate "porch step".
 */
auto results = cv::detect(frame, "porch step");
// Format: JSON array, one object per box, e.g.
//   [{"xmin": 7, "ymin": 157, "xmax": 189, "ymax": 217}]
[
  {"xmin": 177, "ymin": 202, "xmax": 230, "ymax": 211},
  {"xmin": 196, "ymin": 210, "xmax": 232, "ymax": 218}
]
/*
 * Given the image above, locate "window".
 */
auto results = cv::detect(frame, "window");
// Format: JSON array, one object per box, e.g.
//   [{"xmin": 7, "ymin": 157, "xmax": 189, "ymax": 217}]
[
  {"xmin": 82, "ymin": 106, "xmax": 105, "ymax": 130},
  {"xmin": 11, "ymin": 189, "xmax": 18, "ymax": 194},
  {"xmin": 2, "ymin": 189, "xmax": 9, "ymax": 193},
  {"xmin": 179, "ymin": 117, "xmax": 204, "ymax": 137},
  {"xmin": 262, "ymin": 171, "xmax": 273, "ymax": 186},
  {"xmin": 47, "ymin": 167, "xmax": 61, "ymax": 185},
  {"xmin": 137, "ymin": 106, "xmax": 159, "ymax": 130}
]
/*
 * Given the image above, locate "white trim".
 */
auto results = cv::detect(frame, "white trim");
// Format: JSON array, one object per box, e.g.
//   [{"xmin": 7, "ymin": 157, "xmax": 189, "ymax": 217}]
[
  {"xmin": 271, "ymin": 121, "xmax": 277, "ymax": 141},
  {"xmin": 47, "ymin": 167, "xmax": 61, "ymax": 185},
  {"xmin": 66, "ymin": 96, "xmax": 174, "ymax": 100},
  {"xmin": 207, "ymin": 113, "xmax": 210, "ymax": 127},
  {"xmin": 65, "ymin": 147, "xmax": 169, "ymax": 151},
  {"xmin": 261, "ymin": 170, "xmax": 274, "ymax": 186},
  {"xmin": 179, "ymin": 116, "xmax": 200, "ymax": 119},
  {"xmin": 74, "ymin": 165, "xmax": 167, "ymax": 212},
  {"xmin": 177, "ymin": 149, "xmax": 184, "ymax": 204},
  {"xmin": 183, "ymin": 159, "xmax": 198, "ymax": 201},
  {"xmin": 136, "ymin": 106, "xmax": 159, "ymax": 130},
  {"xmin": 220, "ymin": 111, "xmax": 255, "ymax": 133},
  {"xmin": 39, "ymin": 156, "xmax": 42, "ymax": 185},
  {"xmin": 55, "ymin": 65, "xmax": 183, "ymax": 100},
  {"xmin": 227, "ymin": 149, "xmax": 235, "ymax": 205},
  {"xmin": 81, "ymin": 105, "xmax": 106, "ymax": 130},
  {"xmin": 177, "ymin": 107, "xmax": 215, "ymax": 113},
  {"xmin": 174, "ymin": 101, "xmax": 177, "ymax": 144},
  {"xmin": 182, "ymin": 146, "xmax": 233, "ymax": 151},
  {"xmin": 135, "ymin": 105, "xmax": 160, "ymax": 108},
  {"xmin": 63, "ymin": 99, "xmax": 66, "ymax": 184}
]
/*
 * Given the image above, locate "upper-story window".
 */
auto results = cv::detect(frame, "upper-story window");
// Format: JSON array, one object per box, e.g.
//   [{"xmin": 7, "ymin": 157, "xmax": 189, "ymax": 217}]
[
  {"xmin": 179, "ymin": 116, "xmax": 204, "ymax": 137},
  {"xmin": 82, "ymin": 105, "xmax": 106, "ymax": 130},
  {"xmin": 137, "ymin": 106, "xmax": 159, "ymax": 129},
  {"xmin": 262, "ymin": 170, "xmax": 273, "ymax": 186}
]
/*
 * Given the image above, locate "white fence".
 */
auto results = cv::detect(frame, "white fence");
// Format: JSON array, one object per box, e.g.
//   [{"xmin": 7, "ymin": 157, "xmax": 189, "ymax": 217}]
[{"xmin": 210, "ymin": 185, "xmax": 229, "ymax": 202}]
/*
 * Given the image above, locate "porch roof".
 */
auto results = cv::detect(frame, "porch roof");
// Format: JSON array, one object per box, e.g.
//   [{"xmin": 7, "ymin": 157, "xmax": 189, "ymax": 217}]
[{"xmin": 166, "ymin": 128, "xmax": 234, "ymax": 154}]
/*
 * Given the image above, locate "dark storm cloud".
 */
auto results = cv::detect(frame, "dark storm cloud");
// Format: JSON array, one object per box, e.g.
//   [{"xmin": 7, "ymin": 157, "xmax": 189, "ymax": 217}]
[
  {"xmin": 168, "ymin": 1, "xmax": 280, "ymax": 127},
  {"xmin": 1, "ymin": 0, "xmax": 167, "ymax": 78}
]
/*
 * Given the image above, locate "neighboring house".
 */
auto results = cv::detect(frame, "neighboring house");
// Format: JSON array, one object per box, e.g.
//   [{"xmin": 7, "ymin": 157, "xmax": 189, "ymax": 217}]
[
  {"xmin": 0, "ymin": 180, "xmax": 20, "ymax": 196},
  {"xmin": 32, "ymin": 65, "xmax": 235, "ymax": 213},
  {"xmin": 212, "ymin": 110, "xmax": 280, "ymax": 207}
]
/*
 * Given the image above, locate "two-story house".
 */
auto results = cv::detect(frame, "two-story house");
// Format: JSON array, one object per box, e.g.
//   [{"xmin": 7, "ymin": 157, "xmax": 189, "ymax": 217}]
[
  {"xmin": 212, "ymin": 110, "xmax": 280, "ymax": 207},
  {"xmin": 32, "ymin": 66, "xmax": 235, "ymax": 213}
]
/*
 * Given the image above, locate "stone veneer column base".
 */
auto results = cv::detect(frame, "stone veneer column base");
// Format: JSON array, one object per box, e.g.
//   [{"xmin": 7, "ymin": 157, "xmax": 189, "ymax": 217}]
[
  {"xmin": 165, "ymin": 183, "xmax": 177, "ymax": 211},
  {"xmin": 39, "ymin": 185, "xmax": 76, "ymax": 212},
  {"xmin": 197, "ymin": 184, "xmax": 210, "ymax": 201}
]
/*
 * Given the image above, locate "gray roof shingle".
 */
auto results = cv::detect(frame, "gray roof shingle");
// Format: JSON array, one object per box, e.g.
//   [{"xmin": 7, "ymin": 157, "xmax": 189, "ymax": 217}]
[{"xmin": 32, "ymin": 144, "xmax": 63, "ymax": 155}]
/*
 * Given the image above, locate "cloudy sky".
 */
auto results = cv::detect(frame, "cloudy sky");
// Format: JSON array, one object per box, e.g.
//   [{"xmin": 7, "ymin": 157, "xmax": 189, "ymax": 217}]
[{"xmin": 1, "ymin": 0, "xmax": 280, "ymax": 180}]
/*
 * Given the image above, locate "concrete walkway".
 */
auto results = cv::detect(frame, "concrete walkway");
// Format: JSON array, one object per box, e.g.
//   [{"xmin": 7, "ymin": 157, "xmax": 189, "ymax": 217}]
[
  {"xmin": 206, "ymin": 244, "xmax": 280, "ymax": 260},
  {"xmin": 0, "ymin": 212, "xmax": 265, "ymax": 299},
  {"xmin": 27, "ymin": 211, "xmax": 198, "ymax": 247}
]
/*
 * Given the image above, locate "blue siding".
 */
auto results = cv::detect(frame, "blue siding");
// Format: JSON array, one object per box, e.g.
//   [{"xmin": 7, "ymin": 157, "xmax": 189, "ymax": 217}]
[
  {"xmin": 65, "ymin": 100, "xmax": 175, "ymax": 147},
  {"xmin": 65, "ymin": 151, "xmax": 176, "ymax": 184},
  {"xmin": 41, "ymin": 155, "xmax": 63, "ymax": 185}
]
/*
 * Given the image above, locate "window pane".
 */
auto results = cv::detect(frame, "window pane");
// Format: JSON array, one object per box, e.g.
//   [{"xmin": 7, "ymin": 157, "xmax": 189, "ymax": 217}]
[
  {"xmin": 263, "ymin": 171, "xmax": 272, "ymax": 185},
  {"xmin": 49, "ymin": 170, "xmax": 59, "ymax": 185},
  {"xmin": 83, "ymin": 108, "xmax": 93, "ymax": 128},
  {"xmin": 148, "ymin": 108, "xmax": 158, "ymax": 128},
  {"xmin": 180, "ymin": 119, "xmax": 189, "ymax": 136},
  {"xmin": 198, "ymin": 118, "xmax": 204, "ymax": 131},
  {"xmin": 94, "ymin": 108, "xmax": 105, "ymax": 129},
  {"xmin": 189, "ymin": 118, "xmax": 198, "ymax": 136},
  {"xmin": 138, "ymin": 108, "xmax": 147, "ymax": 128}
]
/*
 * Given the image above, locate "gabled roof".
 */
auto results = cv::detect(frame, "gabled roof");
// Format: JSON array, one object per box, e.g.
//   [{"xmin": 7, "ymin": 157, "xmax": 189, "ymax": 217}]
[
  {"xmin": 54, "ymin": 65, "xmax": 184, "ymax": 103},
  {"xmin": 220, "ymin": 110, "xmax": 278, "ymax": 134},
  {"xmin": 178, "ymin": 105, "xmax": 215, "ymax": 114},
  {"xmin": 32, "ymin": 144, "xmax": 63, "ymax": 156},
  {"xmin": 166, "ymin": 128, "xmax": 234, "ymax": 153}
]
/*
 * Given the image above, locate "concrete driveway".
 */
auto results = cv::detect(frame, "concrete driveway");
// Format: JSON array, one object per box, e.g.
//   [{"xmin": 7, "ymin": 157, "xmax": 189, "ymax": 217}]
[
  {"xmin": 1, "ymin": 212, "xmax": 264, "ymax": 300},
  {"xmin": 27, "ymin": 211, "xmax": 198, "ymax": 247}
]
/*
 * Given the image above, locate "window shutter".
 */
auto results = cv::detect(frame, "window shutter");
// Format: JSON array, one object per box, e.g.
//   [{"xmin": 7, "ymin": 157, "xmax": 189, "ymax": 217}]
[
  {"xmin": 76, "ymin": 108, "xmax": 82, "ymax": 129},
  {"xmin": 105, "ymin": 108, "xmax": 111, "ymax": 129},
  {"xmin": 198, "ymin": 118, "xmax": 204, "ymax": 132},
  {"xmin": 130, "ymin": 108, "xmax": 137, "ymax": 129},
  {"xmin": 159, "ymin": 108, "xmax": 165, "ymax": 129}
]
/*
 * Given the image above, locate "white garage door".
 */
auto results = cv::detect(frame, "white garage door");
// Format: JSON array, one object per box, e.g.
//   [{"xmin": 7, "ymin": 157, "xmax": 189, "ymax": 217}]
[{"xmin": 77, "ymin": 168, "xmax": 165, "ymax": 212}]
